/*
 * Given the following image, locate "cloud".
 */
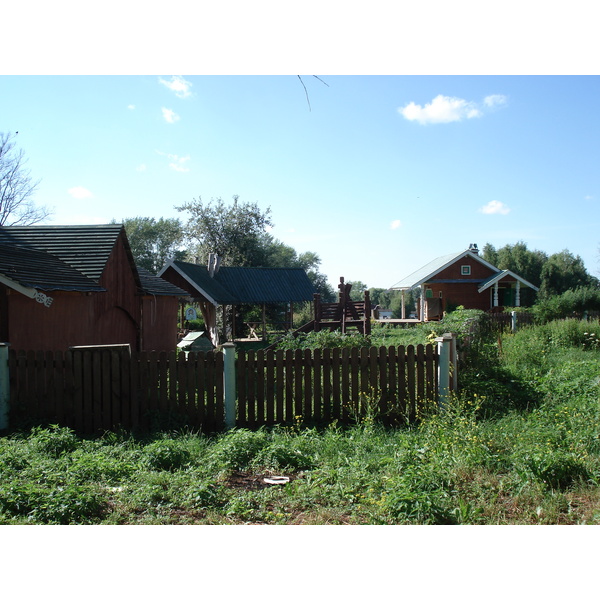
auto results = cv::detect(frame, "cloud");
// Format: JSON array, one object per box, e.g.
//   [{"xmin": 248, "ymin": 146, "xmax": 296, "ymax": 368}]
[
  {"xmin": 399, "ymin": 95, "xmax": 482, "ymax": 124},
  {"xmin": 161, "ymin": 107, "xmax": 180, "ymax": 123},
  {"xmin": 135, "ymin": 164, "xmax": 147, "ymax": 172},
  {"xmin": 156, "ymin": 150, "xmax": 190, "ymax": 172},
  {"xmin": 68, "ymin": 186, "xmax": 93, "ymax": 199},
  {"xmin": 484, "ymin": 94, "xmax": 507, "ymax": 108},
  {"xmin": 479, "ymin": 200, "xmax": 510, "ymax": 215},
  {"xmin": 399, "ymin": 93, "xmax": 507, "ymax": 125},
  {"xmin": 127, "ymin": 104, "xmax": 135, "ymax": 110},
  {"xmin": 390, "ymin": 219, "xmax": 402, "ymax": 229},
  {"xmin": 158, "ymin": 75, "xmax": 193, "ymax": 99}
]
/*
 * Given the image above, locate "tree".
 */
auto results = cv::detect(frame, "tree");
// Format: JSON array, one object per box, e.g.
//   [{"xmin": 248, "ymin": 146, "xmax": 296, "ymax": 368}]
[
  {"xmin": 0, "ymin": 131, "xmax": 50, "ymax": 226},
  {"xmin": 175, "ymin": 195, "xmax": 273, "ymax": 267},
  {"xmin": 539, "ymin": 250, "xmax": 598, "ymax": 297},
  {"xmin": 119, "ymin": 216, "xmax": 186, "ymax": 273}
]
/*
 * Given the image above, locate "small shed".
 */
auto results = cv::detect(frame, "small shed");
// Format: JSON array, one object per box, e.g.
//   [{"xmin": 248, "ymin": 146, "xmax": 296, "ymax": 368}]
[
  {"xmin": 389, "ymin": 244, "xmax": 539, "ymax": 321},
  {"xmin": 0, "ymin": 224, "xmax": 188, "ymax": 352},
  {"xmin": 159, "ymin": 255, "xmax": 315, "ymax": 347}
]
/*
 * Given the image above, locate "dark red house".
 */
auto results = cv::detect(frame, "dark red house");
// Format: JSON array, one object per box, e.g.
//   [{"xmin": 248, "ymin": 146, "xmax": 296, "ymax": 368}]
[
  {"xmin": 0, "ymin": 224, "xmax": 188, "ymax": 352},
  {"xmin": 389, "ymin": 244, "xmax": 539, "ymax": 321}
]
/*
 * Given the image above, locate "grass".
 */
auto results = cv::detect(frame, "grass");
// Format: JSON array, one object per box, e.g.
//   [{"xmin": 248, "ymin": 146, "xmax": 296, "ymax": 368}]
[{"xmin": 1, "ymin": 317, "xmax": 599, "ymax": 525}]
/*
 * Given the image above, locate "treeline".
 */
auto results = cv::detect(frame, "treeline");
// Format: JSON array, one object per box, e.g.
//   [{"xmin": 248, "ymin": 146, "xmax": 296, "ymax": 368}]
[{"xmin": 116, "ymin": 195, "xmax": 335, "ymax": 301}]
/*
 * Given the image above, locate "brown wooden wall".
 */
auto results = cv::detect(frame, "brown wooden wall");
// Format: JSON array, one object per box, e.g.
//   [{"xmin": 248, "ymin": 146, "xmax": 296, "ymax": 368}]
[{"xmin": 2, "ymin": 233, "xmax": 179, "ymax": 353}]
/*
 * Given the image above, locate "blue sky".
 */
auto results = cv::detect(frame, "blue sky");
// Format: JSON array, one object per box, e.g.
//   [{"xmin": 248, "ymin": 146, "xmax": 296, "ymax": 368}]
[{"xmin": 2, "ymin": 75, "xmax": 599, "ymax": 289}]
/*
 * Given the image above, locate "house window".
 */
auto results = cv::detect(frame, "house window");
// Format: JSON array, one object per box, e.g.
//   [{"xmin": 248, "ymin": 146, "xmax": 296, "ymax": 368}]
[
  {"xmin": 461, "ymin": 265, "xmax": 471, "ymax": 276},
  {"xmin": 439, "ymin": 291, "xmax": 443, "ymax": 298},
  {"xmin": 425, "ymin": 288, "xmax": 433, "ymax": 298}
]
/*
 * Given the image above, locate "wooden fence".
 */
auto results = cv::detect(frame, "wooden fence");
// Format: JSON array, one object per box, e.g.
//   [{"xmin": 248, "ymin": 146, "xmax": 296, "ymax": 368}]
[{"xmin": 6, "ymin": 344, "xmax": 439, "ymax": 435}]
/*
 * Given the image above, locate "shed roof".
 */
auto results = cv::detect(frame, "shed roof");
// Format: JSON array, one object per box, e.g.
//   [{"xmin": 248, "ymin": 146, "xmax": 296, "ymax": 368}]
[
  {"xmin": 0, "ymin": 244, "xmax": 106, "ymax": 292},
  {"xmin": 0, "ymin": 224, "xmax": 126, "ymax": 282},
  {"xmin": 137, "ymin": 266, "xmax": 189, "ymax": 297},
  {"xmin": 478, "ymin": 269, "xmax": 540, "ymax": 293},
  {"xmin": 161, "ymin": 260, "xmax": 315, "ymax": 305}
]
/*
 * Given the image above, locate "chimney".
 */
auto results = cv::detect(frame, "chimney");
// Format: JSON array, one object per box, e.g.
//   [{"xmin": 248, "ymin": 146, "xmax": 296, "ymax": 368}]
[
  {"xmin": 468, "ymin": 243, "xmax": 479, "ymax": 255},
  {"xmin": 207, "ymin": 253, "xmax": 221, "ymax": 277}
]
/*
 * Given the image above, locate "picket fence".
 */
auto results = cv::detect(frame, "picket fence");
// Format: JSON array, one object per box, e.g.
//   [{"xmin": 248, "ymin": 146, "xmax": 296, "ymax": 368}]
[{"xmin": 3, "ymin": 343, "xmax": 443, "ymax": 435}]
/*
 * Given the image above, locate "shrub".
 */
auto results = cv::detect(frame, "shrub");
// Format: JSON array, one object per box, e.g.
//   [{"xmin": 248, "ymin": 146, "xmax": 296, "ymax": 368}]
[
  {"xmin": 533, "ymin": 286, "xmax": 600, "ymax": 323},
  {"xmin": 29, "ymin": 425, "xmax": 80, "ymax": 458},
  {"xmin": 140, "ymin": 438, "xmax": 192, "ymax": 471}
]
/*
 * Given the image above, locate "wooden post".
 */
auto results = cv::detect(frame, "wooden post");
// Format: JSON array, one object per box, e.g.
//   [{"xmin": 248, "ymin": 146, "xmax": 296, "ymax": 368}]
[
  {"xmin": 401, "ymin": 290, "xmax": 406, "ymax": 319},
  {"xmin": 511, "ymin": 310, "xmax": 517, "ymax": 333},
  {"xmin": 222, "ymin": 342, "xmax": 236, "ymax": 428},
  {"xmin": 493, "ymin": 282, "xmax": 499, "ymax": 307},
  {"xmin": 262, "ymin": 304, "xmax": 267, "ymax": 340},
  {"xmin": 0, "ymin": 343, "xmax": 9, "ymax": 431},
  {"xmin": 515, "ymin": 281, "xmax": 521, "ymax": 307}
]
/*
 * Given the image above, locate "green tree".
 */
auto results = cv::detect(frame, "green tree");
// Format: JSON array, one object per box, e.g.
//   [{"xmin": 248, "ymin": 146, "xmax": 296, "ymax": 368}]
[
  {"xmin": 119, "ymin": 216, "xmax": 186, "ymax": 273},
  {"xmin": 539, "ymin": 250, "xmax": 598, "ymax": 297},
  {"xmin": 175, "ymin": 195, "xmax": 273, "ymax": 267}
]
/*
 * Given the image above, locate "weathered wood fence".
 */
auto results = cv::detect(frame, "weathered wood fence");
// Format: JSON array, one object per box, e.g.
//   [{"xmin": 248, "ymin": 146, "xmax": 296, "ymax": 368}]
[{"xmin": 3, "ymin": 343, "xmax": 446, "ymax": 435}]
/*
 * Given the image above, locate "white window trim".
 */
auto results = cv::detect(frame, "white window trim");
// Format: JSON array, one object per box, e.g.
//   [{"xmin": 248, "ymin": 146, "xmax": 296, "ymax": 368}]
[{"xmin": 461, "ymin": 265, "xmax": 471, "ymax": 276}]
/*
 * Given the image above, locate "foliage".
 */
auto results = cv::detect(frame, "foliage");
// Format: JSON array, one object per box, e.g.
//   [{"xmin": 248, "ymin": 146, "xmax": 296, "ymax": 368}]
[
  {"xmin": 120, "ymin": 216, "xmax": 186, "ymax": 273},
  {"xmin": 275, "ymin": 330, "xmax": 374, "ymax": 350},
  {"xmin": 2, "ymin": 319, "xmax": 600, "ymax": 524},
  {"xmin": 532, "ymin": 286, "xmax": 600, "ymax": 323},
  {"xmin": 175, "ymin": 195, "xmax": 273, "ymax": 267},
  {"xmin": 0, "ymin": 131, "xmax": 50, "ymax": 225},
  {"xmin": 539, "ymin": 250, "xmax": 598, "ymax": 297}
]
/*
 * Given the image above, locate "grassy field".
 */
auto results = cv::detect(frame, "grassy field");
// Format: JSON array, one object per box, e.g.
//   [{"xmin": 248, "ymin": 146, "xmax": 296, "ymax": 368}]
[{"xmin": 1, "ymin": 315, "xmax": 599, "ymax": 525}]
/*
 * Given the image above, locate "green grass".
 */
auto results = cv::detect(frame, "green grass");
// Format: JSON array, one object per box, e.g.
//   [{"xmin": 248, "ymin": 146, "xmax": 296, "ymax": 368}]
[{"xmin": 1, "ymin": 318, "xmax": 599, "ymax": 525}]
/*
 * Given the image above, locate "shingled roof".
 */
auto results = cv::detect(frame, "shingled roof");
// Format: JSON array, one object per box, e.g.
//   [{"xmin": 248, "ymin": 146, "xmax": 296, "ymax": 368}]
[
  {"xmin": 0, "ymin": 224, "xmax": 187, "ymax": 297},
  {"xmin": 0, "ymin": 224, "xmax": 126, "ymax": 281},
  {"xmin": 161, "ymin": 260, "xmax": 315, "ymax": 305}
]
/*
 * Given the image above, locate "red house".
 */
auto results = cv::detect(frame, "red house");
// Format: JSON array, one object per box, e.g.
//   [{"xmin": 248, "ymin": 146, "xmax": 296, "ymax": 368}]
[
  {"xmin": 390, "ymin": 244, "xmax": 539, "ymax": 321},
  {"xmin": 0, "ymin": 224, "xmax": 188, "ymax": 352}
]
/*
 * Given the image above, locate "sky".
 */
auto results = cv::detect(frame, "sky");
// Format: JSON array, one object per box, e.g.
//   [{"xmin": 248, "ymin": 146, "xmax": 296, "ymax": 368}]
[{"xmin": 2, "ymin": 74, "xmax": 599, "ymax": 290}]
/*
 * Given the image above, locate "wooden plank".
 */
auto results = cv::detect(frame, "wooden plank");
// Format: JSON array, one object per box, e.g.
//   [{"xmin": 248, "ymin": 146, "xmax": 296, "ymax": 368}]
[
  {"xmin": 285, "ymin": 349, "xmax": 294, "ymax": 423},
  {"xmin": 186, "ymin": 353, "xmax": 197, "ymax": 424},
  {"xmin": 62, "ymin": 351, "xmax": 75, "ymax": 429},
  {"xmin": 214, "ymin": 351, "xmax": 224, "ymax": 430},
  {"xmin": 379, "ymin": 346, "xmax": 388, "ymax": 418},
  {"xmin": 303, "ymin": 349, "xmax": 312, "ymax": 420},
  {"xmin": 82, "ymin": 351, "xmax": 93, "ymax": 434},
  {"xmin": 340, "ymin": 348, "xmax": 350, "ymax": 422},
  {"xmin": 196, "ymin": 353, "xmax": 206, "ymax": 429},
  {"xmin": 119, "ymin": 350, "xmax": 131, "ymax": 430},
  {"xmin": 387, "ymin": 346, "xmax": 397, "ymax": 424},
  {"xmin": 332, "ymin": 347, "xmax": 341, "ymax": 421},
  {"xmin": 313, "ymin": 348, "xmax": 322, "ymax": 422},
  {"xmin": 397, "ymin": 345, "xmax": 407, "ymax": 422},
  {"xmin": 91, "ymin": 351, "xmax": 102, "ymax": 433},
  {"xmin": 139, "ymin": 352, "xmax": 151, "ymax": 430},
  {"xmin": 35, "ymin": 351, "xmax": 45, "ymax": 421},
  {"xmin": 266, "ymin": 350, "xmax": 275, "ymax": 426},
  {"xmin": 350, "ymin": 347, "xmax": 359, "ymax": 416},
  {"xmin": 247, "ymin": 350, "xmax": 256, "ymax": 427},
  {"xmin": 416, "ymin": 344, "xmax": 425, "ymax": 410},
  {"xmin": 236, "ymin": 351, "xmax": 247, "ymax": 427},
  {"xmin": 294, "ymin": 349, "xmax": 303, "ymax": 420},
  {"xmin": 148, "ymin": 351, "xmax": 159, "ymax": 416},
  {"xmin": 425, "ymin": 344, "xmax": 435, "ymax": 403},
  {"xmin": 129, "ymin": 351, "xmax": 140, "ymax": 431},
  {"xmin": 275, "ymin": 349, "xmax": 284, "ymax": 423},
  {"xmin": 256, "ymin": 350, "xmax": 265, "ymax": 426},
  {"xmin": 322, "ymin": 348, "xmax": 331, "ymax": 421},
  {"xmin": 158, "ymin": 351, "xmax": 168, "ymax": 414},
  {"xmin": 101, "ymin": 350, "xmax": 112, "ymax": 431},
  {"xmin": 406, "ymin": 345, "xmax": 416, "ymax": 422}
]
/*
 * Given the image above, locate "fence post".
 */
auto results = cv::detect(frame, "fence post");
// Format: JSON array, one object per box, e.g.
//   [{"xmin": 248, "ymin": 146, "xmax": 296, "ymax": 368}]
[
  {"xmin": 222, "ymin": 343, "xmax": 237, "ymax": 429},
  {"xmin": 0, "ymin": 343, "xmax": 9, "ymax": 431},
  {"xmin": 435, "ymin": 333, "xmax": 455, "ymax": 409},
  {"xmin": 511, "ymin": 311, "xmax": 517, "ymax": 333}
]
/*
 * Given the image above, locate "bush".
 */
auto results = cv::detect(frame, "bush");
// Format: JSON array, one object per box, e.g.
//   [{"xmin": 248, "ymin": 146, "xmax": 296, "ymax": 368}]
[
  {"xmin": 29, "ymin": 425, "xmax": 80, "ymax": 458},
  {"xmin": 533, "ymin": 286, "xmax": 600, "ymax": 323},
  {"xmin": 140, "ymin": 438, "xmax": 192, "ymax": 471}
]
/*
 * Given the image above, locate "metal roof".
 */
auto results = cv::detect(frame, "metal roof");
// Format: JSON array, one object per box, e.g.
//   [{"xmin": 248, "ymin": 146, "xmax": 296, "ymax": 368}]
[
  {"xmin": 0, "ymin": 224, "xmax": 124, "ymax": 282},
  {"xmin": 389, "ymin": 249, "xmax": 500, "ymax": 290},
  {"xmin": 163, "ymin": 260, "xmax": 315, "ymax": 305},
  {"xmin": 478, "ymin": 270, "xmax": 540, "ymax": 293}
]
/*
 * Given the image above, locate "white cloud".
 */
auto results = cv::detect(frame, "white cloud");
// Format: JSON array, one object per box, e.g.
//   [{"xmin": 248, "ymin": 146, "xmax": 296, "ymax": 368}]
[
  {"xmin": 399, "ymin": 95, "xmax": 482, "ymax": 124},
  {"xmin": 161, "ymin": 107, "xmax": 180, "ymax": 123},
  {"xmin": 484, "ymin": 94, "xmax": 507, "ymax": 108},
  {"xmin": 156, "ymin": 150, "xmax": 191, "ymax": 172},
  {"xmin": 390, "ymin": 219, "xmax": 402, "ymax": 229},
  {"xmin": 127, "ymin": 104, "xmax": 136, "ymax": 110},
  {"xmin": 158, "ymin": 75, "xmax": 193, "ymax": 99},
  {"xmin": 135, "ymin": 164, "xmax": 147, "ymax": 172},
  {"xmin": 479, "ymin": 200, "xmax": 511, "ymax": 215},
  {"xmin": 68, "ymin": 186, "xmax": 93, "ymax": 199}
]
